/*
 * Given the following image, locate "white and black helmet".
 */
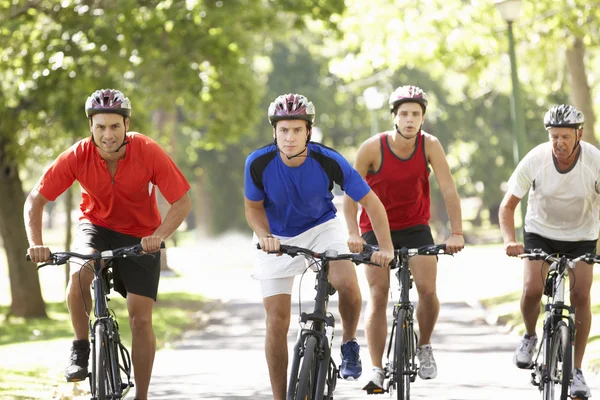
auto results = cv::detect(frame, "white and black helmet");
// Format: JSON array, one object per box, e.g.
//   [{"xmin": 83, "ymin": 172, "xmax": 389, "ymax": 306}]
[{"xmin": 543, "ymin": 104, "xmax": 584, "ymax": 129}]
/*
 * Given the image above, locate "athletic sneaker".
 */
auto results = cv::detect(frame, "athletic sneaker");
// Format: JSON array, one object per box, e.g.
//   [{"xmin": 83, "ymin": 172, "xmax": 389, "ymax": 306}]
[
  {"xmin": 340, "ymin": 339, "xmax": 362, "ymax": 380},
  {"xmin": 362, "ymin": 367, "xmax": 385, "ymax": 392},
  {"xmin": 513, "ymin": 335, "xmax": 537, "ymax": 369},
  {"xmin": 571, "ymin": 369, "xmax": 592, "ymax": 398},
  {"xmin": 416, "ymin": 344, "xmax": 437, "ymax": 380},
  {"xmin": 65, "ymin": 339, "xmax": 90, "ymax": 382}
]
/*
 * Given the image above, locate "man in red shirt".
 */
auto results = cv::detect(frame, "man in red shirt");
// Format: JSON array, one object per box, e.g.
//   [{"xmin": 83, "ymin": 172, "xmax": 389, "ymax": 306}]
[
  {"xmin": 343, "ymin": 85, "xmax": 464, "ymax": 390},
  {"xmin": 24, "ymin": 89, "xmax": 191, "ymax": 400}
]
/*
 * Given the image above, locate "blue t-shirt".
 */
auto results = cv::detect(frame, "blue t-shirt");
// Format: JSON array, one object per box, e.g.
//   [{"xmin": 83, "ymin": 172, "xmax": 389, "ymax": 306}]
[{"xmin": 244, "ymin": 142, "xmax": 371, "ymax": 237}]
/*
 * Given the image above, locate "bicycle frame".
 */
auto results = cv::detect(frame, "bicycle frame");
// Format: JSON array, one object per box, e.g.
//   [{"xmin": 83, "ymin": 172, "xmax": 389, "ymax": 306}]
[
  {"xmin": 288, "ymin": 259, "xmax": 337, "ymax": 400},
  {"xmin": 89, "ymin": 257, "xmax": 133, "ymax": 400},
  {"xmin": 385, "ymin": 251, "xmax": 418, "ymax": 396}
]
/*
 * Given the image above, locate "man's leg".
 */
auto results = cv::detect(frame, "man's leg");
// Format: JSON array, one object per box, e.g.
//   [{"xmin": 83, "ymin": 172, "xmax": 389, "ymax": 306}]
[
  {"xmin": 520, "ymin": 259, "xmax": 547, "ymax": 336},
  {"xmin": 329, "ymin": 260, "xmax": 362, "ymax": 343},
  {"xmin": 570, "ymin": 261, "xmax": 593, "ymax": 369},
  {"xmin": 362, "ymin": 263, "xmax": 390, "ymax": 369},
  {"xmin": 127, "ymin": 293, "xmax": 156, "ymax": 400},
  {"xmin": 263, "ymin": 293, "xmax": 292, "ymax": 400},
  {"xmin": 65, "ymin": 256, "xmax": 95, "ymax": 381},
  {"xmin": 513, "ymin": 259, "xmax": 547, "ymax": 369},
  {"xmin": 410, "ymin": 255, "xmax": 438, "ymax": 347}
]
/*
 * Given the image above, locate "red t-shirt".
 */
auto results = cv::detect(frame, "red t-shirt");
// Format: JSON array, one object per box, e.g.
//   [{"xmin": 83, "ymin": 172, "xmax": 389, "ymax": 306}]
[
  {"xmin": 35, "ymin": 132, "xmax": 191, "ymax": 238},
  {"xmin": 359, "ymin": 132, "xmax": 431, "ymax": 234}
]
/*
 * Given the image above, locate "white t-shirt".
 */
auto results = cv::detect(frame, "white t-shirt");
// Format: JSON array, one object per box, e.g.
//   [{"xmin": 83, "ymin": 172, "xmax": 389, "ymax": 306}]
[{"xmin": 507, "ymin": 141, "xmax": 600, "ymax": 241}]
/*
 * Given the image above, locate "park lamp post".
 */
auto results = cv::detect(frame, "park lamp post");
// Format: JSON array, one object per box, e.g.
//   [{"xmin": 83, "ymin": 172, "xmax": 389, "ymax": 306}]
[
  {"xmin": 495, "ymin": 0, "xmax": 527, "ymax": 238},
  {"xmin": 363, "ymin": 86, "xmax": 385, "ymax": 136}
]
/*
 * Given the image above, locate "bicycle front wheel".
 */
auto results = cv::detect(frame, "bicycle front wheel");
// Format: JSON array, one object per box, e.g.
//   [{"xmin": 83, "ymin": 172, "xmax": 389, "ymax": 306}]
[
  {"xmin": 394, "ymin": 309, "xmax": 411, "ymax": 400},
  {"xmin": 543, "ymin": 321, "xmax": 571, "ymax": 400},
  {"xmin": 93, "ymin": 323, "xmax": 109, "ymax": 400},
  {"xmin": 295, "ymin": 336, "xmax": 319, "ymax": 400}
]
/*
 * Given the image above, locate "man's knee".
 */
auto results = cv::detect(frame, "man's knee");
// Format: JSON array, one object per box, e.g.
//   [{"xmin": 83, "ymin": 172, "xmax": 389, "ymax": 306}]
[
  {"xmin": 129, "ymin": 314, "xmax": 153, "ymax": 334},
  {"xmin": 571, "ymin": 292, "xmax": 591, "ymax": 310}
]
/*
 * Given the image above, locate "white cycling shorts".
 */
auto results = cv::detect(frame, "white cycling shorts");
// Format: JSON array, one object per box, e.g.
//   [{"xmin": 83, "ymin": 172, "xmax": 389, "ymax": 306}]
[{"xmin": 252, "ymin": 218, "xmax": 350, "ymax": 297}]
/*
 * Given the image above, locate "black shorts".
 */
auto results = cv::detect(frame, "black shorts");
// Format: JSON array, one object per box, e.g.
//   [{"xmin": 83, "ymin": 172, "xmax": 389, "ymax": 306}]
[
  {"xmin": 362, "ymin": 224, "xmax": 435, "ymax": 249},
  {"xmin": 73, "ymin": 223, "xmax": 161, "ymax": 301},
  {"xmin": 524, "ymin": 231, "xmax": 597, "ymax": 258}
]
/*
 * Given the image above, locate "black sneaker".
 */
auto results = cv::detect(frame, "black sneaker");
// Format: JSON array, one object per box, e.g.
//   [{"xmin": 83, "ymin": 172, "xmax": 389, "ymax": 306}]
[{"xmin": 65, "ymin": 340, "xmax": 90, "ymax": 382}]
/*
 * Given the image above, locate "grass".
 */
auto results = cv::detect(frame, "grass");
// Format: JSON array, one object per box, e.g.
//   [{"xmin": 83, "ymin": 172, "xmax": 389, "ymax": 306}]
[{"xmin": 0, "ymin": 291, "xmax": 207, "ymax": 400}]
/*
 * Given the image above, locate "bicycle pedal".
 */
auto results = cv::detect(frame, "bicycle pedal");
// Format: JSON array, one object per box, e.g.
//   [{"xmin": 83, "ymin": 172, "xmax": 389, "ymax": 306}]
[{"xmin": 363, "ymin": 382, "xmax": 386, "ymax": 395}]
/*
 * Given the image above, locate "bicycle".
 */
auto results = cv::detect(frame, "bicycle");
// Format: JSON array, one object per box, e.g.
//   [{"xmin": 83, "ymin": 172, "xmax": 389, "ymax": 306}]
[
  {"xmin": 364, "ymin": 244, "xmax": 451, "ymax": 399},
  {"xmin": 257, "ymin": 243, "xmax": 378, "ymax": 400},
  {"xmin": 519, "ymin": 248, "xmax": 600, "ymax": 400},
  {"xmin": 27, "ymin": 243, "xmax": 163, "ymax": 400}
]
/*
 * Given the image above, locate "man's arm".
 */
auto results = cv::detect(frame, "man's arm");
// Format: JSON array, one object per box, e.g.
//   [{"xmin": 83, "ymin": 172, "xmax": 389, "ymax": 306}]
[
  {"xmin": 498, "ymin": 191, "xmax": 524, "ymax": 256},
  {"xmin": 145, "ymin": 192, "xmax": 192, "ymax": 252},
  {"xmin": 343, "ymin": 139, "xmax": 375, "ymax": 252},
  {"xmin": 426, "ymin": 136, "xmax": 464, "ymax": 253},
  {"xmin": 357, "ymin": 190, "xmax": 394, "ymax": 266},
  {"xmin": 244, "ymin": 197, "xmax": 279, "ymax": 252},
  {"xmin": 24, "ymin": 189, "xmax": 51, "ymax": 262}
]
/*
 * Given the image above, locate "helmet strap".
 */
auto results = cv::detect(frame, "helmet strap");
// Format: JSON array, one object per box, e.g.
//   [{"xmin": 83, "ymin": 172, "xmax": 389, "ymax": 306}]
[{"xmin": 395, "ymin": 123, "xmax": 422, "ymax": 140}]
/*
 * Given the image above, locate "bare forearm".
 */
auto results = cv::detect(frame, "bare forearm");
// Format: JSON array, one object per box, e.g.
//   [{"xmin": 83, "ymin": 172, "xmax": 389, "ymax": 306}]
[
  {"xmin": 364, "ymin": 203, "xmax": 393, "ymax": 250},
  {"xmin": 245, "ymin": 207, "xmax": 272, "ymax": 238},
  {"xmin": 153, "ymin": 194, "xmax": 191, "ymax": 240},
  {"xmin": 342, "ymin": 195, "xmax": 360, "ymax": 236},
  {"xmin": 24, "ymin": 195, "xmax": 45, "ymax": 246},
  {"xmin": 441, "ymin": 188, "xmax": 463, "ymax": 234},
  {"xmin": 499, "ymin": 206, "xmax": 517, "ymax": 243}
]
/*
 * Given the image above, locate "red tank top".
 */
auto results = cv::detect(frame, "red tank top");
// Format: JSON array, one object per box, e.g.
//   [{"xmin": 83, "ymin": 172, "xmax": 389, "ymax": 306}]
[{"xmin": 359, "ymin": 132, "xmax": 431, "ymax": 234}]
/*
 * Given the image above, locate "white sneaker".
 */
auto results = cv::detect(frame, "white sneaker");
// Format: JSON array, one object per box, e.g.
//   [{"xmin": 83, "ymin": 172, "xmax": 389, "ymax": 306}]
[
  {"xmin": 571, "ymin": 369, "xmax": 592, "ymax": 398},
  {"xmin": 416, "ymin": 344, "xmax": 437, "ymax": 380},
  {"xmin": 513, "ymin": 335, "xmax": 537, "ymax": 369},
  {"xmin": 362, "ymin": 367, "xmax": 385, "ymax": 392}
]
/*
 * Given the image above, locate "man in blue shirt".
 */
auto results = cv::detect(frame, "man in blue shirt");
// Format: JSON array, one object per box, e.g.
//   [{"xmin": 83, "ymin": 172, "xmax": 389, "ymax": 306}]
[{"xmin": 244, "ymin": 93, "xmax": 394, "ymax": 400}]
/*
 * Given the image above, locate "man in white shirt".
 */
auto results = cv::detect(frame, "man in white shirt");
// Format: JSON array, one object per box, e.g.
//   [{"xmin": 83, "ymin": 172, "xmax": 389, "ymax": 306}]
[{"xmin": 499, "ymin": 104, "xmax": 600, "ymax": 398}]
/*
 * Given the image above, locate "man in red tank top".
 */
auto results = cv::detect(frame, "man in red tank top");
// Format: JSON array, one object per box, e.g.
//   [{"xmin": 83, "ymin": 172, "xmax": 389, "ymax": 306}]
[{"xmin": 343, "ymin": 85, "xmax": 464, "ymax": 391}]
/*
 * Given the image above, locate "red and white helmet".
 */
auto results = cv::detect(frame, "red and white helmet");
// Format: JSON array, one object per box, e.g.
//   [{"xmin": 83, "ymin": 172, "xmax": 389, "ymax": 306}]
[
  {"xmin": 85, "ymin": 89, "xmax": 132, "ymax": 118},
  {"xmin": 268, "ymin": 93, "xmax": 316, "ymax": 125},
  {"xmin": 389, "ymin": 85, "xmax": 428, "ymax": 113}
]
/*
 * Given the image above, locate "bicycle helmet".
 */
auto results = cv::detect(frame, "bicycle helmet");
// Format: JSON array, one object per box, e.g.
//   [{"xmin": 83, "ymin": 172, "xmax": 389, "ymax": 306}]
[
  {"xmin": 389, "ymin": 85, "xmax": 428, "ymax": 114},
  {"xmin": 85, "ymin": 89, "xmax": 132, "ymax": 118},
  {"xmin": 543, "ymin": 104, "xmax": 584, "ymax": 129},
  {"xmin": 267, "ymin": 93, "xmax": 316, "ymax": 125}
]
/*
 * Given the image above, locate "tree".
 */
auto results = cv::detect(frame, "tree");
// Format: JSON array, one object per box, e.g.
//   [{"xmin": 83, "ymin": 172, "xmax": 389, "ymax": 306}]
[{"xmin": 0, "ymin": 0, "xmax": 345, "ymax": 317}]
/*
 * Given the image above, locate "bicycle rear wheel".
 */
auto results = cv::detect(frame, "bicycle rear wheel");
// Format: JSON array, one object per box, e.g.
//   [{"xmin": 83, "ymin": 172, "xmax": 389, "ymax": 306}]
[
  {"xmin": 295, "ymin": 336, "xmax": 319, "ymax": 400},
  {"xmin": 394, "ymin": 309, "xmax": 411, "ymax": 400},
  {"xmin": 543, "ymin": 321, "xmax": 571, "ymax": 400}
]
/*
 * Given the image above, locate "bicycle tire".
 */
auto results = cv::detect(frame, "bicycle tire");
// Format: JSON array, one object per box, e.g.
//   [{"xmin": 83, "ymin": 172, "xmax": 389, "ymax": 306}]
[
  {"xmin": 93, "ymin": 323, "xmax": 109, "ymax": 400},
  {"xmin": 543, "ymin": 321, "xmax": 571, "ymax": 400},
  {"xmin": 106, "ymin": 330, "xmax": 122, "ymax": 397},
  {"xmin": 395, "ymin": 309, "xmax": 411, "ymax": 400},
  {"xmin": 295, "ymin": 336, "xmax": 319, "ymax": 400},
  {"xmin": 314, "ymin": 337, "xmax": 331, "ymax": 400}
]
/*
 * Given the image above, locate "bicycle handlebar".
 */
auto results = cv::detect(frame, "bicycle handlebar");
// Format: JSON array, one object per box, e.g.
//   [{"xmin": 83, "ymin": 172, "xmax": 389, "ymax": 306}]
[
  {"xmin": 364, "ymin": 243, "xmax": 450, "ymax": 257},
  {"xmin": 519, "ymin": 248, "xmax": 600, "ymax": 265},
  {"xmin": 27, "ymin": 242, "xmax": 165, "ymax": 269},
  {"xmin": 256, "ymin": 243, "xmax": 380, "ymax": 267}
]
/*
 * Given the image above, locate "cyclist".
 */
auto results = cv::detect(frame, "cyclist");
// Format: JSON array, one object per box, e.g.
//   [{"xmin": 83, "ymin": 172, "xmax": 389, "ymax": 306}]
[
  {"xmin": 343, "ymin": 85, "xmax": 464, "ymax": 390},
  {"xmin": 244, "ymin": 93, "xmax": 394, "ymax": 400},
  {"xmin": 24, "ymin": 88, "xmax": 192, "ymax": 400},
  {"xmin": 499, "ymin": 104, "xmax": 600, "ymax": 398}
]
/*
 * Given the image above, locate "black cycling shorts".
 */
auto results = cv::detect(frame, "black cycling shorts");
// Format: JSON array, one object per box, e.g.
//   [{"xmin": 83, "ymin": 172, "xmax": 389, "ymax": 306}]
[
  {"xmin": 362, "ymin": 224, "xmax": 435, "ymax": 249},
  {"xmin": 524, "ymin": 231, "xmax": 597, "ymax": 259},
  {"xmin": 73, "ymin": 223, "xmax": 161, "ymax": 301}
]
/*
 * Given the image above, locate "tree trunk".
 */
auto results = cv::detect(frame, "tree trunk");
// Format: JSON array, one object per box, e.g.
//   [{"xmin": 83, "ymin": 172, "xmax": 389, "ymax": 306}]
[
  {"xmin": 566, "ymin": 37, "xmax": 598, "ymax": 146},
  {"xmin": 0, "ymin": 141, "xmax": 47, "ymax": 318},
  {"xmin": 65, "ymin": 186, "xmax": 74, "ymax": 290}
]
